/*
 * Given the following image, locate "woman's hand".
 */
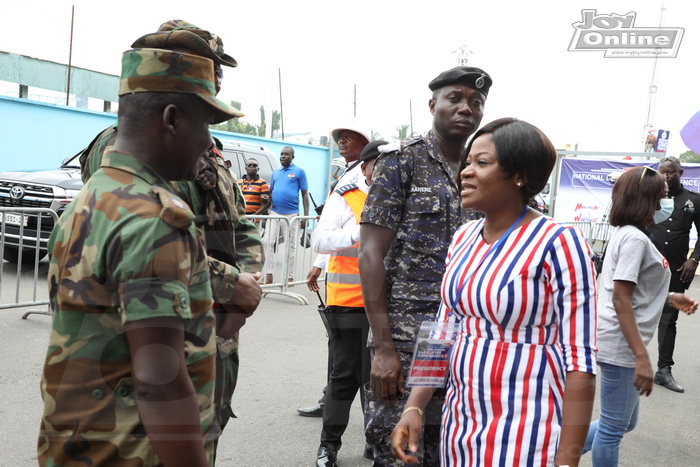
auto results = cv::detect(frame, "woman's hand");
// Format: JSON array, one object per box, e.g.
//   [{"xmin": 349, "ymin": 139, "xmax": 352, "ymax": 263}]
[
  {"xmin": 670, "ymin": 293, "xmax": 698, "ymax": 315},
  {"xmin": 391, "ymin": 411, "xmax": 422, "ymax": 464},
  {"xmin": 634, "ymin": 354, "xmax": 654, "ymax": 397}
]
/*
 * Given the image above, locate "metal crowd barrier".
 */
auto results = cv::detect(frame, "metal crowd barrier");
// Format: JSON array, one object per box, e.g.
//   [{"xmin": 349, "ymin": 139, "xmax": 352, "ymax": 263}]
[
  {"xmin": 589, "ymin": 222, "xmax": 616, "ymax": 265},
  {"xmin": 246, "ymin": 214, "xmax": 321, "ymax": 305},
  {"xmin": 0, "ymin": 207, "xmax": 58, "ymax": 317},
  {"xmin": 563, "ymin": 220, "xmax": 615, "ymax": 272},
  {"xmin": 565, "ymin": 221, "xmax": 593, "ymax": 242}
]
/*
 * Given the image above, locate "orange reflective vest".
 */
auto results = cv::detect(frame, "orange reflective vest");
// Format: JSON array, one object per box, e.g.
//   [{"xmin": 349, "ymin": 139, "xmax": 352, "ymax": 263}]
[{"xmin": 326, "ymin": 185, "xmax": 366, "ymax": 307}]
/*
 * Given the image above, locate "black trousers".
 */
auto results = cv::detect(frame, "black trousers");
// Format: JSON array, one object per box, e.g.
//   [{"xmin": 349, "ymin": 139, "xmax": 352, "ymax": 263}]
[
  {"xmin": 320, "ymin": 306, "xmax": 371, "ymax": 452},
  {"xmin": 657, "ymin": 273, "xmax": 687, "ymax": 369}
]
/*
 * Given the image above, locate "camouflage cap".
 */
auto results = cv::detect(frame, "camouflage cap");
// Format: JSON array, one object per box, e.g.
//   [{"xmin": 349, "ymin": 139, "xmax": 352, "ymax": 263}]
[
  {"xmin": 118, "ymin": 48, "xmax": 244, "ymax": 123},
  {"xmin": 131, "ymin": 19, "xmax": 237, "ymax": 68}
]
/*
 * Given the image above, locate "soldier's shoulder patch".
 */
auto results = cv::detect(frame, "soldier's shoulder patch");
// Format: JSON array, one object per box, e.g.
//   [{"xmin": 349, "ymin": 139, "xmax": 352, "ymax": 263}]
[
  {"xmin": 151, "ymin": 186, "xmax": 195, "ymax": 229},
  {"xmin": 214, "ymin": 155, "xmax": 233, "ymax": 170},
  {"xmin": 334, "ymin": 183, "xmax": 359, "ymax": 196}
]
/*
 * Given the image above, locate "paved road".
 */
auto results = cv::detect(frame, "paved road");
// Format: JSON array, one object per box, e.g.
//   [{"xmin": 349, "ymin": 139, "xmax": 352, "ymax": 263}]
[{"xmin": 1, "ymin": 261, "xmax": 698, "ymax": 466}]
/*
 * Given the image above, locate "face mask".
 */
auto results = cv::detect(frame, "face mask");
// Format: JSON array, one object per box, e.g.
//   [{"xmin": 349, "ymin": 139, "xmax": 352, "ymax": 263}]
[{"xmin": 653, "ymin": 198, "xmax": 674, "ymax": 224}]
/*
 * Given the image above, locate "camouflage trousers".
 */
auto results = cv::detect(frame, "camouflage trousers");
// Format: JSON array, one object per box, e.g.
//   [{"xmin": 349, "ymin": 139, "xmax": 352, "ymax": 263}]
[
  {"xmin": 365, "ymin": 348, "xmax": 445, "ymax": 466},
  {"xmin": 215, "ymin": 337, "xmax": 240, "ymax": 431}
]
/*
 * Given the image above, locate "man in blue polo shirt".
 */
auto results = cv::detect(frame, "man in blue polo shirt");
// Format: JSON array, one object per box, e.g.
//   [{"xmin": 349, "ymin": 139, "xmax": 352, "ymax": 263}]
[{"xmin": 264, "ymin": 146, "xmax": 310, "ymax": 284}]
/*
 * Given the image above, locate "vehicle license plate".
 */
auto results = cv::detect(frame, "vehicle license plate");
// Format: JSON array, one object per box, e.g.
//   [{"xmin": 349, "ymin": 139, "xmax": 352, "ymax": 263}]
[{"xmin": 2, "ymin": 213, "xmax": 27, "ymax": 227}]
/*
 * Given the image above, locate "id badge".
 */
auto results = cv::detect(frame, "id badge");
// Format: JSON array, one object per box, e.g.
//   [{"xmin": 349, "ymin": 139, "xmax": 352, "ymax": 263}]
[{"xmin": 406, "ymin": 321, "xmax": 460, "ymax": 388}]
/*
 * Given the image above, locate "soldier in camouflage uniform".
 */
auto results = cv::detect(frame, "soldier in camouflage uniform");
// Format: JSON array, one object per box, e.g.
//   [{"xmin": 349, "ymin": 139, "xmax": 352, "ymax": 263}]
[
  {"xmin": 38, "ymin": 48, "xmax": 241, "ymax": 466},
  {"xmin": 79, "ymin": 21, "xmax": 264, "ymax": 448},
  {"xmin": 358, "ymin": 66, "xmax": 493, "ymax": 466}
]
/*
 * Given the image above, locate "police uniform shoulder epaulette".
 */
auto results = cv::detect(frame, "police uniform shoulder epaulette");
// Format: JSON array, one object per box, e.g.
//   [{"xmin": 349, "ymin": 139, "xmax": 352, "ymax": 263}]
[
  {"xmin": 378, "ymin": 141, "xmax": 401, "ymax": 154},
  {"xmin": 150, "ymin": 186, "xmax": 195, "ymax": 229},
  {"xmin": 334, "ymin": 183, "xmax": 359, "ymax": 196},
  {"xmin": 402, "ymin": 134, "xmax": 424, "ymax": 148}
]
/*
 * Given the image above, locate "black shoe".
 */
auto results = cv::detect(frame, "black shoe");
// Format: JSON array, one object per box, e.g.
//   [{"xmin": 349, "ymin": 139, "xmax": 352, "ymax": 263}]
[
  {"xmin": 297, "ymin": 401, "xmax": 324, "ymax": 417},
  {"xmin": 363, "ymin": 442, "xmax": 374, "ymax": 460},
  {"xmin": 654, "ymin": 366, "xmax": 685, "ymax": 393},
  {"xmin": 316, "ymin": 446, "xmax": 338, "ymax": 467}
]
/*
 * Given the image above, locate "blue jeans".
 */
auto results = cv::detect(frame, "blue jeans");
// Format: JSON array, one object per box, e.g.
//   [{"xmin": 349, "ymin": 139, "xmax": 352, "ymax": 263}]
[{"xmin": 583, "ymin": 362, "xmax": 640, "ymax": 466}]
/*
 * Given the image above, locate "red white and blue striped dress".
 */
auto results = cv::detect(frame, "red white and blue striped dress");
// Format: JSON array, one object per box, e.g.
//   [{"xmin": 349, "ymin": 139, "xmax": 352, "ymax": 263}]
[{"xmin": 437, "ymin": 216, "xmax": 597, "ymax": 466}]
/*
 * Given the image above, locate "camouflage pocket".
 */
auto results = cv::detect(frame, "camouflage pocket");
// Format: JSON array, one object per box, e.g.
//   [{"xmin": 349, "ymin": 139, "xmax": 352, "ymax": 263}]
[
  {"xmin": 399, "ymin": 194, "xmax": 445, "ymax": 243},
  {"xmin": 113, "ymin": 378, "xmax": 136, "ymax": 408}
]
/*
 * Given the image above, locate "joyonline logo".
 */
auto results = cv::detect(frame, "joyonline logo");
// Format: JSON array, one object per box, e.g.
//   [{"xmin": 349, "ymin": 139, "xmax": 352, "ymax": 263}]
[{"xmin": 568, "ymin": 10, "xmax": 684, "ymax": 58}]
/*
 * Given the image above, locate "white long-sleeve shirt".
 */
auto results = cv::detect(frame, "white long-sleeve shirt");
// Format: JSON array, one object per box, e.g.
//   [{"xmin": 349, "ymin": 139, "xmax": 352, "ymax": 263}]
[
  {"xmin": 311, "ymin": 160, "xmax": 365, "ymax": 269},
  {"xmin": 311, "ymin": 176, "xmax": 369, "ymax": 255}
]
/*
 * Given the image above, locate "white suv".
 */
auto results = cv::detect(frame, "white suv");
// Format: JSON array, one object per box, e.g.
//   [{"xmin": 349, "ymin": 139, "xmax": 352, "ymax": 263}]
[{"xmin": 0, "ymin": 140, "xmax": 278, "ymax": 264}]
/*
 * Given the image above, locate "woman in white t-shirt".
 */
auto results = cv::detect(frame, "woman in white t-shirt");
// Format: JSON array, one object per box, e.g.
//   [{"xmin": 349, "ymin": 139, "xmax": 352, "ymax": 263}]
[{"xmin": 584, "ymin": 166, "xmax": 697, "ymax": 466}]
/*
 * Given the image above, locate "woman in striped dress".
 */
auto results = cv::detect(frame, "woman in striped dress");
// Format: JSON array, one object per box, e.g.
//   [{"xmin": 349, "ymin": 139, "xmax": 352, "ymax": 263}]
[{"xmin": 392, "ymin": 118, "xmax": 597, "ymax": 466}]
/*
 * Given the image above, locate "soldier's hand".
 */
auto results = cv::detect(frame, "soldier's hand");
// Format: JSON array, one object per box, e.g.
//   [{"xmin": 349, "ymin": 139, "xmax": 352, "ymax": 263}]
[
  {"xmin": 370, "ymin": 347, "xmax": 405, "ymax": 403},
  {"xmin": 230, "ymin": 272, "xmax": 262, "ymax": 316},
  {"xmin": 307, "ymin": 267, "xmax": 322, "ymax": 292}
]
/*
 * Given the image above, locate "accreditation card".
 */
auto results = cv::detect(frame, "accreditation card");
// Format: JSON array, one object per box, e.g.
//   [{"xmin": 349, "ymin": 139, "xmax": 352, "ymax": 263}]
[{"xmin": 406, "ymin": 321, "xmax": 460, "ymax": 388}]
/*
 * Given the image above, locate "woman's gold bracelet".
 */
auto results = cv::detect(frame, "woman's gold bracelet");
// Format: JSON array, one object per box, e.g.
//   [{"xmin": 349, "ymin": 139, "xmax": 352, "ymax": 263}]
[{"xmin": 401, "ymin": 406, "xmax": 423, "ymax": 418}]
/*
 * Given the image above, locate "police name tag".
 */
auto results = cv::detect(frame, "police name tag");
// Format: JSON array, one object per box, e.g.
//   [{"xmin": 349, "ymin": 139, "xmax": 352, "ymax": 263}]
[{"xmin": 407, "ymin": 321, "xmax": 460, "ymax": 388}]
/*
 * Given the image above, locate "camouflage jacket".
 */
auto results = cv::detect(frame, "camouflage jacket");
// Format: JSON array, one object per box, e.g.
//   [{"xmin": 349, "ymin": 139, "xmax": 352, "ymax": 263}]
[
  {"xmin": 39, "ymin": 151, "xmax": 217, "ymax": 466},
  {"xmin": 80, "ymin": 127, "xmax": 263, "ymax": 307},
  {"xmin": 361, "ymin": 131, "xmax": 471, "ymax": 348},
  {"xmin": 78, "ymin": 124, "xmax": 117, "ymax": 182},
  {"xmin": 172, "ymin": 147, "xmax": 264, "ymax": 303}
]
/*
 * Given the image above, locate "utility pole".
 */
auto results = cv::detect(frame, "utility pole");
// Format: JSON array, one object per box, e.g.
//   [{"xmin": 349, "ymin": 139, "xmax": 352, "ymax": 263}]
[
  {"xmin": 278, "ymin": 68, "xmax": 285, "ymax": 140},
  {"xmin": 353, "ymin": 84, "xmax": 357, "ymax": 119},
  {"xmin": 66, "ymin": 5, "xmax": 75, "ymax": 106},
  {"xmin": 641, "ymin": 2, "xmax": 666, "ymax": 151}
]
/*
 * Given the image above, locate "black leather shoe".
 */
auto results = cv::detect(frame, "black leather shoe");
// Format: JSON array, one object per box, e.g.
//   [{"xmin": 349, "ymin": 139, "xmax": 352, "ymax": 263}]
[
  {"xmin": 654, "ymin": 366, "xmax": 685, "ymax": 393},
  {"xmin": 363, "ymin": 442, "xmax": 374, "ymax": 460},
  {"xmin": 297, "ymin": 401, "xmax": 324, "ymax": 417},
  {"xmin": 316, "ymin": 446, "xmax": 338, "ymax": 467}
]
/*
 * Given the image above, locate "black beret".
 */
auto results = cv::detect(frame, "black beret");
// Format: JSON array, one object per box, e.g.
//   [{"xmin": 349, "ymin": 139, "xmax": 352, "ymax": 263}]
[
  {"xmin": 428, "ymin": 66, "xmax": 493, "ymax": 96},
  {"xmin": 360, "ymin": 140, "xmax": 389, "ymax": 162}
]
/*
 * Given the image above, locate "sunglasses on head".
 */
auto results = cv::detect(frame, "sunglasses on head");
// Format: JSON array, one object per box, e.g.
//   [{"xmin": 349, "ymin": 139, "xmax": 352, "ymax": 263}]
[
  {"xmin": 640, "ymin": 166, "xmax": 659, "ymax": 181},
  {"xmin": 659, "ymin": 155, "xmax": 679, "ymax": 164}
]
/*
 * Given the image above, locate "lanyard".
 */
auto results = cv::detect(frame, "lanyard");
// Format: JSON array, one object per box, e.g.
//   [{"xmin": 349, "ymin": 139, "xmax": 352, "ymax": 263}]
[{"xmin": 449, "ymin": 206, "xmax": 529, "ymax": 312}]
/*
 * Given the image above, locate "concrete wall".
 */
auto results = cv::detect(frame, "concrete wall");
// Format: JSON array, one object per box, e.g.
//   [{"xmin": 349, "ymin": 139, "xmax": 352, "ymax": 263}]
[
  {"xmin": 0, "ymin": 96, "xmax": 335, "ymax": 206},
  {"xmin": 0, "ymin": 96, "xmax": 117, "ymax": 170}
]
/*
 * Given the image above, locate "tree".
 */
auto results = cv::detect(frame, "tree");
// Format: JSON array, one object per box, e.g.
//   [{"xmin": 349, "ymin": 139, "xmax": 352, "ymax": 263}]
[
  {"xmin": 370, "ymin": 129, "xmax": 383, "ymax": 141},
  {"xmin": 679, "ymin": 150, "xmax": 700, "ymax": 163},
  {"xmin": 394, "ymin": 124, "xmax": 410, "ymax": 141},
  {"xmin": 257, "ymin": 105, "xmax": 266, "ymax": 137},
  {"xmin": 210, "ymin": 100, "xmax": 258, "ymax": 135},
  {"xmin": 271, "ymin": 110, "xmax": 281, "ymax": 138}
]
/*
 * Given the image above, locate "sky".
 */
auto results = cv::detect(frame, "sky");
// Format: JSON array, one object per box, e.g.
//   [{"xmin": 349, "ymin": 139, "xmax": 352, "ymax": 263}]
[{"xmin": 1, "ymin": 0, "xmax": 698, "ymax": 156}]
